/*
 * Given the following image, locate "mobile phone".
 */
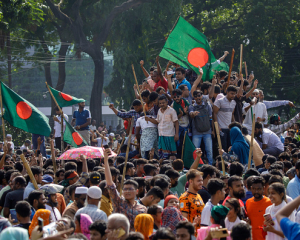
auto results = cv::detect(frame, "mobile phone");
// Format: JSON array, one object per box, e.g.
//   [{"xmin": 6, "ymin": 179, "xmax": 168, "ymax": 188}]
[
  {"xmin": 10, "ymin": 209, "xmax": 18, "ymax": 223},
  {"xmin": 116, "ymin": 228, "xmax": 126, "ymax": 238},
  {"xmin": 263, "ymin": 213, "xmax": 274, "ymax": 225},
  {"xmin": 94, "ymin": 130, "xmax": 96, "ymax": 132},
  {"xmin": 38, "ymin": 217, "xmax": 44, "ymax": 232},
  {"xmin": 210, "ymin": 228, "xmax": 229, "ymax": 238},
  {"xmin": 167, "ymin": 71, "xmax": 174, "ymax": 75}
]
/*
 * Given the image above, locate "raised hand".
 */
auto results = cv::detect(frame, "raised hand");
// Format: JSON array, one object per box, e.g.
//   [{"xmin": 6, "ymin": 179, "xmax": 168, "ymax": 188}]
[
  {"xmin": 109, "ymin": 103, "xmax": 114, "ymax": 109},
  {"xmin": 140, "ymin": 60, "xmax": 144, "ymax": 66}
]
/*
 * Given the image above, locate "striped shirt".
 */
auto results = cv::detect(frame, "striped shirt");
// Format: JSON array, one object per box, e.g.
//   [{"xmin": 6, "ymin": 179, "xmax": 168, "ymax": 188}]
[
  {"xmin": 214, "ymin": 97, "xmax": 236, "ymax": 129},
  {"xmin": 75, "ymin": 204, "xmax": 108, "ymax": 222}
]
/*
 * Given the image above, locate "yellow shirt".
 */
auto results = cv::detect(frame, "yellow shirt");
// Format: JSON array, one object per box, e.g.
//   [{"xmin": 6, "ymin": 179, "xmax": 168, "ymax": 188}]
[{"xmin": 100, "ymin": 195, "xmax": 113, "ymax": 217}]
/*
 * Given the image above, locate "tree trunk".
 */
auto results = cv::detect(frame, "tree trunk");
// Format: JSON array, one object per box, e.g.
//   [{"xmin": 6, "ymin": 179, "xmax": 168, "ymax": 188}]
[
  {"xmin": 56, "ymin": 39, "xmax": 69, "ymax": 92},
  {"xmin": 7, "ymin": 31, "xmax": 11, "ymax": 88},
  {"xmin": 90, "ymin": 52, "xmax": 104, "ymax": 123}
]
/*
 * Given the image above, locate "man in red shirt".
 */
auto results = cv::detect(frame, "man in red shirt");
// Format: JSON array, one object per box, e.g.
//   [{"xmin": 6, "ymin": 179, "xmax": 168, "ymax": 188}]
[
  {"xmin": 222, "ymin": 175, "xmax": 247, "ymax": 219},
  {"xmin": 152, "ymin": 56, "xmax": 168, "ymax": 92},
  {"xmin": 246, "ymin": 176, "xmax": 272, "ymax": 240}
]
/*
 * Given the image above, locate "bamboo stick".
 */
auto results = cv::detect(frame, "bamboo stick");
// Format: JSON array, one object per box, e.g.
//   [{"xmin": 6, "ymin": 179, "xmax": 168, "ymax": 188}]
[
  {"xmin": 181, "ymin": 131, "xmax": 187, "ymax": 160},
  {"xmin": 227, "ymin": 49, "xmax": 235, "ymax": 86},
  {"xmin": 214, "ymin": 122, "xmax": 226, "ymax": 176},
  {"xmin": 239, "ymin": 44, "xmax": 243, "ymax": 75},
  {"xmin": 20, "ymin": 154, "xmax": 39, "ymax": 190},
  {"xmin": 248, "ymin": 113, "xmax": 256, "ymax": 169}
]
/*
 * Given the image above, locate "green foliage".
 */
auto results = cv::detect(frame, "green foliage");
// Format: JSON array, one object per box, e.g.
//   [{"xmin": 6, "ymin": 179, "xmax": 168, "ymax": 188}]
[{"xmin": 0, "ymin": 121, "xmax": 31, "ymax": 147}]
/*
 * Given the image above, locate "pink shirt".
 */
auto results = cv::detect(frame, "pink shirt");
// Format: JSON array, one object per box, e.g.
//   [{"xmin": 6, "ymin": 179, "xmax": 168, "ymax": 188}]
[
  {"xmin": 156, "ymin": 106, "xmax": 178, "ymax": 136},
  {"xmin": 197, "ymin": 224, "xmax": 232, "ymax": 240}
]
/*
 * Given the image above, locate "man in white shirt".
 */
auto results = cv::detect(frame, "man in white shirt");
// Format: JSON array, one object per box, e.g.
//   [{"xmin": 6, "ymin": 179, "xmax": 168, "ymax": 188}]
[
  {"xmin": 254, "ymin": 122, "xmax": 284, "ymax": 157},
  {"xmin": 91, "ymin": 131, "xmax": 108, "ymax": 147},
  {"xmin": 6, "ymin": 134, "xmax": 14, "ymax": 152},
  {"xmin": 213, "ymin": 85, "xmax": 237, "ymax": 151},
  {"xmin": 53, "ymin": 106, "xmax": 69, "ymax": 151}
]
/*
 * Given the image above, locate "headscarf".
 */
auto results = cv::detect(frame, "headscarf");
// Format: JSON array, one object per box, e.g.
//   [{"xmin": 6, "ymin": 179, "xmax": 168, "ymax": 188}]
[
  {"xmin": 29, "ymin": 209, "xmax": 51, "ymax": 237},
  {"xmin": 230, "ymin": 127, "xmax": 249, "ymax": 165},
  {"xmin": 211, "ymin": 205, "xmax": 230, "ymax": 223},
  {"xmin": 80, "ymin": 214, "xmax": 93, "ymax": 240},
  {"xmin": 134, "ymin": 214, "xmax": 154, "ymax": 240},
  {"xmin": 0, "ymin": 227, "xmax": 29, "ymax": 240},
  {"xmin": 164, "ymin": 195, "xmax": 179, "ymax": 208},
  {"xmin": 161, "ymin": 206, "xmax": 186, "ymax": 234}
]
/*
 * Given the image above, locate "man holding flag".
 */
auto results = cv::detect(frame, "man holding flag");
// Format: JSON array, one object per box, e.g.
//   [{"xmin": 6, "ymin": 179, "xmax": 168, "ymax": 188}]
[{"xmin": 53, "ymin": 106, "xmax": 69, "ymax": 151}]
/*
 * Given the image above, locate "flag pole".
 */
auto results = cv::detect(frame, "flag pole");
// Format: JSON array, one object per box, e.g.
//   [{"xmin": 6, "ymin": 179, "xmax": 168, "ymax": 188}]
[
  {"xmin": 0, "ymin": 83, "xmax": 6, "ymax": 146},
  {"xmin": 214, "ymin": 122, "xmax": 226, "ymax": 176},
  {"xmin": 20, "ymin": 154, "xmax": 39, "ymax": 190},
  {"xmin": 244, "ymin": 61, "xmax": 248, "ymax": 79},
  {"xmin": 50, "ymin": 139, "xmax": 57, "ymax": 173},
  {"xmin": 248, "ymin": 113, "xmax": 255, "ymax": 169},
  {"xmin": 227, "ymin": 48, "xmax": 235, "ymax": 87},
  {"xmin": 132, "ymin": 64, "xmax": 148, "ymax": 122},
  {"xmin": 120, "ymin": 117, "xmax": 134, "ymax": 196},
  {"xmin": 181, "ymin": 131, "xmax": 187, "ymax": 160},
  {"xmin": 239, "ymin": 44, "xmax": 243, "ymax": 75}
]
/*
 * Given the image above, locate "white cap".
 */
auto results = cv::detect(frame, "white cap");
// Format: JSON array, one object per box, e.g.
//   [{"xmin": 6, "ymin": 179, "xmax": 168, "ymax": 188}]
[
  {"xmin": 87, "ymin": 186, "xmax": 102, "ymax": 199},
  {"xmin": 6, "ymin": 134, "xmax": 12, "ymax": 137},
  {"xmin": 75, "ymin": 186, "xmax": 88, "ymax": 195},
  {"xmin": 109, "ymin": 133, "xmax": 115, "ymax": 137},
  {"xmin": 253, "ymin": 89, "xmax": 260, "ymax": 93}
]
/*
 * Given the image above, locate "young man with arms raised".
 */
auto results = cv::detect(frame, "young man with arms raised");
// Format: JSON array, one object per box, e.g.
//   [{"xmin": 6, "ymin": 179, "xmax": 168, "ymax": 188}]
[{"xmin": 104, "ymin": 148, "xmax": 147, "ymax": 231}]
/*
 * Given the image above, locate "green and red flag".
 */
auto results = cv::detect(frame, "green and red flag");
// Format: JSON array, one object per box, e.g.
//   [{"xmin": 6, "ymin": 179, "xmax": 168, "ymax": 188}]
[
  {"xmin": 182, "ymin": 132, "xmax": 204, "ymax": 168},
  {"xmin": 159, "ymin": 17, "xmax": 228, "ymax": 81},
  {"xmin": 63, "ymin": 120, "xmax": 87, "ymax": 148},
  {"xmin": 48, "ymin": 85, "xmax": 85, "ymax": 108},
  {"xmin": 1, "ymin": 81, "xmax": 51, "ymax": 136}
]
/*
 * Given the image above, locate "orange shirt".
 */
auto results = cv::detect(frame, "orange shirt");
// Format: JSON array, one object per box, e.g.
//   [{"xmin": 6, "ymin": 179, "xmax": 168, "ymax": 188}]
[
  {"xmin": 56, "ymin": 193, "xmax": 66, "ymax": 214},
  {"xmin": 246, "ymin": 196, "xmax": 272, "ymax": 240},
  {"xmin": 179, "ymin": 191, "xmax": 204, "ymax": 231}
]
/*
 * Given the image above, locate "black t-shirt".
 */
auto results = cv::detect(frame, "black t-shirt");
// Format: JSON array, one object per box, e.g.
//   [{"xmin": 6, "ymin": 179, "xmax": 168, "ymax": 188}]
[
  {"xmin": 0, "ymin": 189, "xmax": 12, "ymax": 207},
  {"xmin": 4, "ymin": 188, "xmax": 25, "ymax": 209},
  {"xmin": 198, "ymin": 186, "xmax": 211, "ymax": 204}
]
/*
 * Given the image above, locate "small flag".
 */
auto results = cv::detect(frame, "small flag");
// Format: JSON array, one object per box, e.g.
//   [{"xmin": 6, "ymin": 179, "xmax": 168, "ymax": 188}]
[
  {"xmin": 183, "ymin": 135, "xmax": 203, "ymax": 168},
  {"xmin": 159, "ymin": 17, "xmax": 228, "ymax": 81},
  {"xmin": 1, "ymin": 81, "xmax": 51, "ymax": 136},
  {"xmin": 63, "ymin": 120, "xmax": 87, "ymax": 148},
  {"xmin": 48, "ymin": 85, "xmax": 85, "ymax": 107}
]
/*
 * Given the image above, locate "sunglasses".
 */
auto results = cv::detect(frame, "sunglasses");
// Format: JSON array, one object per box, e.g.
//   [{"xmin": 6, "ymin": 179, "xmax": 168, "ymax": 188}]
[{"xmin": 173, "ymin": 95, "xmax": 181, "ymax": 98}]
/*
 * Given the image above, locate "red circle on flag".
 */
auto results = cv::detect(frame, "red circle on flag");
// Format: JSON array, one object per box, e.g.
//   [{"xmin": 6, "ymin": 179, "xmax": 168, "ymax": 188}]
[
  {"xmin": 193, "ymin": 150, "xmax": 204, "ymax": 165},
  {"xmin": 59, "ymin": 92, "xmax": 73, "ymax": 101},
  {"xmin": 72, "ymin": 132, "xmax": 83, "ymax": 146},
  {"xmin": 16, "ymin": 102, "xmax": 32, "ymax": 120},
  {"xmin": 187, "ymin": 48, "xmax": 209, "ymax": 68}
]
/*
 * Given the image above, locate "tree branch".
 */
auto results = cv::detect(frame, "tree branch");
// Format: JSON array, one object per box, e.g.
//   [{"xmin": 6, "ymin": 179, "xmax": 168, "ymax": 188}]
[
  {"xmin": 99, "ymin": 0, "xmax": 152, "ymax": 44},
  {"xmin": 45, "ymin": 0, "xmax": 72, "ymax": 24}
]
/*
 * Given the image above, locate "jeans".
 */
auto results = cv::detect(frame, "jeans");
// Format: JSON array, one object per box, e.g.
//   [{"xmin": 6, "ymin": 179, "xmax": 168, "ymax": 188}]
[
  {"xmin": 192, "ymin": 134, "xmax": 213, "ymax": 165},
  {"xmin": 32, "ymin": 134, "xmax": 46, "ymax": 157},
  {"xmin": 220, "ymin": 128, "xmax": 231, "ymax": 152},
  {"xmin": 263, "ymin": 147, "xmax": 283, "ymax": 158}
]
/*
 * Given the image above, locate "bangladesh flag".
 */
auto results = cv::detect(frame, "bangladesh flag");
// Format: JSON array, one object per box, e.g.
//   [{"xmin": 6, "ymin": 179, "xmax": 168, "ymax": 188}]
[
  {"xmin": 1, "ymin": 82, "xmax": 51, "ymax": 136},
  {"xmin": 48, "ymin": 85, "xmax": 85, "ymax": 108},
  {"xmin": 159, "ymin": 17, "xmax": 228, "ymax": 81},
  {"xmin": 63, "ymin": 119, "xmax": 87, "ymax": 148},
  {"xmin": 182, "ymin": 133, "xmax": 204, "ymax": 168}
]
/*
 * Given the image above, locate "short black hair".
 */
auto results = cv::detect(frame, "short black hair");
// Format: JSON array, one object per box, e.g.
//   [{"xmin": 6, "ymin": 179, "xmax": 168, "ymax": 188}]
[
  {"xmin": 126, "ymin": 232, "xmax": 144, "ymax": 240},
  {"xmin": 296, "ymin": 160, "xmax": 300, "ymax": 170},
  {"xmin": 14, "ymin": 162, "xmax": 23, "ymax": 172},
  {"xmin": 228, "ymin": 122, "xmax": 242, "ymax": 130},
  {"xmin": 241, "ymin": 127, "xmax": 248, "ymax": 135},
  {"xmin": 5, "ymin": 169, "xmax": 18, "ymax": 182},
  {"xmin": 31, "ymin": 166, "xmax": 42, "ymax": 176},
  {"xmin": 200, "ymin": 82, "xmax": 211, "ymax": 92},
  {"xmin": 231, "ymin": 223, "xmax": 251, "ymax": 240},
  {"xmin": 261, "ymin": 173, "xmax": 272, "ymax": 185},
  {"xmin": 178, "ymin": 84, "xmax": 188, "ymax": 91},
  {"xmin": 227, "ymin": 85, "xmax": 237, "ymax": 93},
  {"xmin": 14, "ymin": 176, "xmax": 26, "ymax": 187},
  {"xmin": 87, "ymin": 159, "xmax": 96, "ymax": 172},
  {"xmin": 147, "ymin": 204, "xmax": 161, "ymax": 215},
  {"xmin": 65, "ymin": 162, "xmax": 77, "ymax": 172},
  {"xmin": 266, "ymin": 156, "xmax": 277, "ymax": 165},
  {"xmin": 149, "ymin": 92, "xmax": 159, "ymax": 102},
  {"xmin": 200, "ymin": 165, "xmax": 218, "ymax": 180},
  {"xmin": 89, "ymin": 171, "xmax": 101, "ymax": 185},
  {"xmin": 133, "ymin": 177, "xmax": 146, "ymax": 188},
  {"xmin": 268, "ymin": 175, "xmax": 283, "ymax": 185},
  {"xmin": 136, "ymin": 159, "xmax": 148, "ymax": 166},
  {"xmin": 89, "ymin": 220, "xmax": 107, "ymax": 237},
  {"xmin": 214, "ymin": 85, "xmax": 221, "ymax": 94},
  {"xmin": 255, "ymin": 122, "xmax": 263, "ymax": 130},
  {"xmin": 175, "ymin": 67, "xmax": 185, "ymax": 75},
  {"xmin": 229, "ymin": 162, "xmax": 244, "ymax": 177},
  {"xmin": 154, "ymin": 177, "xmax": 169, "ymax": 192},
  {"xmin": 278, "ymin": 152, "xmax": 291, "ymax": 161},
  {"xmin": 159, "ymin": 164, "xmax": 172, "ymax": 175},
  {"xmin": 207, "ymin": 178, "xmax": 225, "ymax": 195},
  {"xmin": 165, "ymin": 169, "xmax": 180, "ymax": 179},
  {"xmin": 144, "ymin": 164, "xmax": 157, "ymax": 175},
  {"xmin": 175, "ymin": 221, "xmax": 194, "ymax": 236},
  {"xmin": 118, "ymin": 162, "xmax": 135, "ymax": 175},
  {"xmin": 132, "ymin": 99, "xmax": 142, "ymax": 106},
  {"xmin": 249, "ymin": 176, "xmax": 265, "ymax": 186},
  {"xmin": 116, "ymin": 156, "xmax": 125, "ymax": 165},
  {"xmin": 146, "ymin": 186, "xmax": 164, "ymax": 200},
  {"xmin": 28, "ymin": 190, "xmax": 44, "ymax": 206},
  {"xmin": 228, "ymin": 175, "xmax": 243, "ymax": 188},
  {"xmin": 192, "ymin": 90, "xmax": 203, "ymax": 98},
  {"xmin": 172, "ymin": 89, "xmax": 182, "ymax": 96},
  {"xmin": 243, "ymin": 168, "xmax": 260, "ymax": 180},
  {"xmin": 124, "ymin": 179, "xmax": 139, "ymax": 189},
  {"xmin": 15, "ymin": 201, "xmax": 31, "ymax": 218},
  {"xmin": 158, "ymin": 95, "xmax": 167, "ymax": 101},
  {"xmin": 55, "ymin": 169, "xmax": 65, "ymax": 178},
  {"xmin": 110, "ymin": 167, "xmax": 120, "ymax": 177},
  {"xmin": 141, "ymin": 90, "xmax": 150, "ymax": 98},
  {"xmin": 219, "ymin": 70, "xmax": 228, "ymax": 79},
  {"xmin": 152, "ymin": 228, "xmax": 175, "ymax": 240}
]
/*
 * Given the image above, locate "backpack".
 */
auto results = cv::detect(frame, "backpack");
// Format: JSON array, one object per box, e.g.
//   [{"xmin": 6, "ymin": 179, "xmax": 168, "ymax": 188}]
[{"xmin": 193, "ymin": 101, "xmax": 210, "ymax": 132}]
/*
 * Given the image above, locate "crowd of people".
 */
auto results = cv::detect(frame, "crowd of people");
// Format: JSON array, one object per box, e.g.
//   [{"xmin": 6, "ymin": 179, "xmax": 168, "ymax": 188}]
[{"xmin": 1, "ymin": 56, "xmax": 300, "ymax": 240}]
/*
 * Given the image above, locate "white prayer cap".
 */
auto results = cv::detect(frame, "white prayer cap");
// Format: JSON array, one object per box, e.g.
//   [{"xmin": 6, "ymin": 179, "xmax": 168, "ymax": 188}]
[
  {"xmin": 75, "ymin": 186, "xmax": 88, "ymax": 195},
  {"xmin": 6, "ymin": 134, "xmax": 12, "ymax": 137},
  {"xmin": 87, "ymin": 186, "xmax": 102, "ymax": 199},
  {"xmin": 253, "ymin": 89, "xmax": 259, "ymax": 93}
]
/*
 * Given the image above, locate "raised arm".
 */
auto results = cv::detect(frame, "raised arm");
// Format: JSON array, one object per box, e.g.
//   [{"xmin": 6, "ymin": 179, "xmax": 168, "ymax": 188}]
[
  {"xmin": 245, "ymin": 79, "xmax": 258, "ymax": 99},
  {"xmin": 165, "ymin": 71, "xmax": 174, "ymax": 96},
  {"xmin": 140, "ymin": 60, "xmax": 150, "ymax": 78},
  {"xmin": 190, "ymin": 149, "xmax": 203, "ymax": 169},
  {"xmin": 218, "ymin": 51, "xmax": 229, "ymax": 62},
  {"xmin": 104, "ymin": 148, "xmax": 114, "ymax": 186},
  {"xmin": 191, "ymin": 67, "xmax": 203, "ymax": 97},
  {"xmin": 80, "ymin": 154, "xmax": 88, "ymax": 173},
  {"xmin": 133, "ymin": 84, "xmax": 141, "ymax": 99},
  {"xmin": 155, "ymin": 56, "xmax": 164, "ymax": 83},
  {"xmin": 236, "ymin": 75, "xmax": 244, "ymax": 99},
  {"xmin": 209, "ymin": 76, "xmax": 217, "ymax": 99}
]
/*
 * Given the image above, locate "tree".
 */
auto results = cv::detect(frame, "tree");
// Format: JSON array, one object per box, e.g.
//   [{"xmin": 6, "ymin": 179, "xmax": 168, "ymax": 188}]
[{"xmin": 45, "ymin": 0, "xmax": 154, "ymax": 123}]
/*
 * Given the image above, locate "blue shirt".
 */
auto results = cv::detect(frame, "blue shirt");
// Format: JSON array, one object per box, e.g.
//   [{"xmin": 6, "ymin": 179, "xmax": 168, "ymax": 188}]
[
  {"xmin": 280, "ymin": 217, "xmax": 300, "ymax": 240},
  {"xmin": 287, "ymin": 174, "xmax": 300, "ymax": 199},
  {"xmin": 119, "ymin": 150, "xmax": 139, "ymax": 159},
  {"xmin": 72, "ymin": 109, "xmax": 91, "ymax": 130},
  {"xmin": 176, "ymin": 78, "xmax": 192, "ymax": 91},
  {"xmin": 23, "ymin": 182, "xmax": 36, "ymax": 199}
]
